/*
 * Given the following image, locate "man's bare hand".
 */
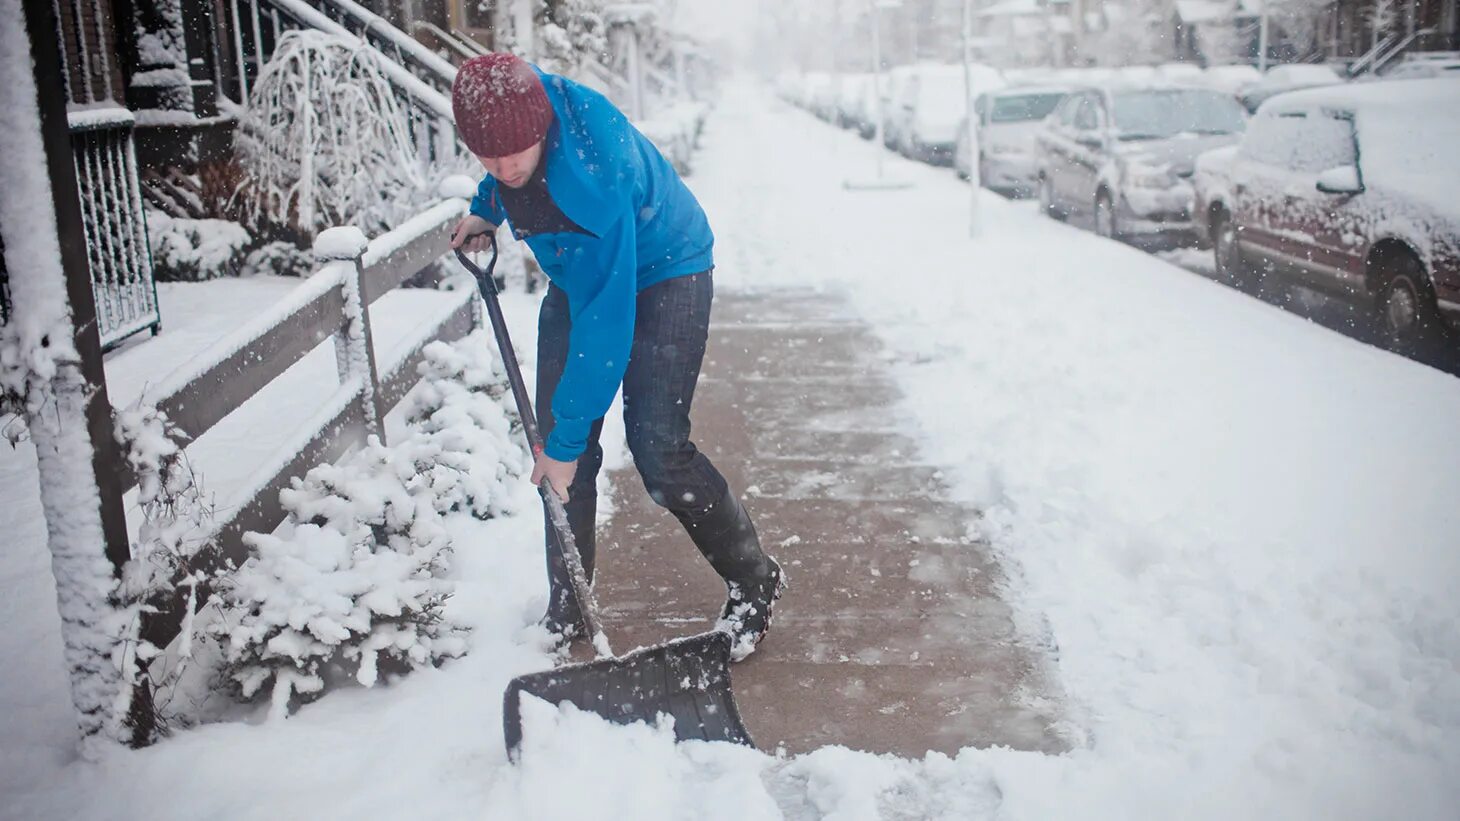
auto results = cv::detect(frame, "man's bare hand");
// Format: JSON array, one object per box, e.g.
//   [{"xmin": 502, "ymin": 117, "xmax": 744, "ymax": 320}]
[
  {"xmin": 531, "ymin": 451, "xmax": 577, "ymax": 502},
  {"xmin": 451, "ymin": 214, "xmax": 497, "ymax": 252}
]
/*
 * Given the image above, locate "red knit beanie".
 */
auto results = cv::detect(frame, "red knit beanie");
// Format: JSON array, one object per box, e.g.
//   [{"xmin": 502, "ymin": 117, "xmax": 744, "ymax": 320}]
[{"xmin": 452, "ymin": 54, "xmax": 554, "ymax": 158}]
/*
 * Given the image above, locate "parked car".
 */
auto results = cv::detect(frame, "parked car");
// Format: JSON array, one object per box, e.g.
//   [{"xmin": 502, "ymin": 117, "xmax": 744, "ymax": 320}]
[
  {"xmin": 846, "ymin": 74, "xmax": 883, "ymax": 139},
  {"xmin": 880, "ymin": 66, "xmax": 921, "ymax": 149},
  {"xmin": 1378, "ymin": 53, "xmax": 1460, "ymax": 80},
  {"xmin": 1239, "ymin": 63, "xmax": 1343, "ymax": 112},
  {"xmin": 888, "ymin": 64, "xmax": 1005, "ymax": 164},
  {"xmin": 955, "ymin": 85, "xmax": 1070, "ymax": 195},
  {"xmin": 1035, "ymin": 85, "xmax": 1247, "ymax": 242},
  {"xmin": 835, "ymin": 74, "xmax": 873, "ymax": 129},
  {"xmin": 1155, "ymin": 62, "xmax": 1205, "ymax": 85},
  {"xmin": 802, "ymin": 72, "xmax": 839, "ymax": 120},
  {"xmin": 1193, "ymin": 78, "xmax": 1460, "ymax": 358},
  {"xmin": 1113, "ymin": 65, "xmax": 1159, "ymax": 87},
  {"xmin": 1201, "ymin": 64, "xmax": 1262, "ymax": 95}
]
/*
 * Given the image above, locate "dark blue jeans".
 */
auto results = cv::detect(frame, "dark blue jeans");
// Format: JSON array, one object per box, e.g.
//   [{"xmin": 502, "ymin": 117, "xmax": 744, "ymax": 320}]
[{"xmin": 536, "ymin": 271, "xmax": 731, "ymax": 616}]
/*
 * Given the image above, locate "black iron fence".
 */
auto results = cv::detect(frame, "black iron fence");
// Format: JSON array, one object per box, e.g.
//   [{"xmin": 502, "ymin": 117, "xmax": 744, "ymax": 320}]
[{"xmin": 68, "ymin": 109, "xmax": 161, "ymax": 348}]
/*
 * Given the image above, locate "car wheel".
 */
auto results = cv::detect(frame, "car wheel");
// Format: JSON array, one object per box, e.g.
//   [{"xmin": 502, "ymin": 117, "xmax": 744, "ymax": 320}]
[
  {"xmin": 1094, "ymin": 191, "xmax": 1118, "ymax": 240},
  {"xmin": 1212, "ymin": 209, "xmax": 1260, "ymax": 294},
  {"xmin": 1375, "ymin": 251, "xmax": 1450, "ymax": 363},
  {"xmin": 1039, "ymin": 174, "xmax": 1064, "ymax": 221}
]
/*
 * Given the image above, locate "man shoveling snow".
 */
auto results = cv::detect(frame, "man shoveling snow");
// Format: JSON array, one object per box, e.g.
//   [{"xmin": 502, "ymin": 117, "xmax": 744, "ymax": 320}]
[{"xmin": 448, "ymin": 54, "xmax": 784, "ymax": 661}]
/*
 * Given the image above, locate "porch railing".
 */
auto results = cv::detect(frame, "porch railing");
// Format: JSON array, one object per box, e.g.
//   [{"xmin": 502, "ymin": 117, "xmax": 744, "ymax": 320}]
[
  {"xmin": 68, "ymin": 107, "xmax": 161, "ymax": 349},
  {"xmin": 218, "ymin": 0, "xmax": 465, "ymax": 168},
  {"xmin": 124, "ymin": 196, "xmax": 478, "ymax": 651}
]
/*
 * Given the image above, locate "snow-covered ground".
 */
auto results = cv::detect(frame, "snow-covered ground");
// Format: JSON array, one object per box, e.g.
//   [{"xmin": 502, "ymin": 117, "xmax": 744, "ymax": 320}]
[{"xmin": 3, "ymin": 80, "xmax": 1459, "ymax": 819}]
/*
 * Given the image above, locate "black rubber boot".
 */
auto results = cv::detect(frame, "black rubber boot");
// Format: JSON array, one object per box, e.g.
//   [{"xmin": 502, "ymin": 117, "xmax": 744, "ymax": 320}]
[
  {"xmin": 674, "ymin": 491, "xmax": 785, "ymax": 662},
  {"xmin": 540, "ymin": 494, "xmax": 596, "ymax": 646}
]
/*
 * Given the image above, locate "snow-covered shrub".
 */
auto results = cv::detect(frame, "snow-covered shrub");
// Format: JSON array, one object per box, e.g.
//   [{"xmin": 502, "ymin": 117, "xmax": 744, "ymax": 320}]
[
  {"xmin": 536, "ymin": 2, "xmax": 606, "ymax": 77},
  {"xmin": 211, "ymin": 330, "xmax": 528, "ymax": 716},
  {"xmin": 241, "ymin": 240, "xmax": 315, "ymax": 278},
  {"xmin": 214, "ymin": 439, "xmax": 467, "ymax": 715},
  {"xmin": 235, "ymin": 30, "xmax": 431, "ymax": 237},
  {"xmin": 404, "ymin": 329, "xmax": 531, "ymax": 519},
  {"xmin": 112, "ymin": 404, "xmax": 216, "ymax": 739},
  {"xmin": 146, "ymin": 212, "xmax": 252, "ymax": 281}
]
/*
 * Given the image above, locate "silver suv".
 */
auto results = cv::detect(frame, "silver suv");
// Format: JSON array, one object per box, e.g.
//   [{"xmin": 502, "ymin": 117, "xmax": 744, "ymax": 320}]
[{"xmin": 1035, "ymin": 86, "xmax": 1247, "ymax": 243}]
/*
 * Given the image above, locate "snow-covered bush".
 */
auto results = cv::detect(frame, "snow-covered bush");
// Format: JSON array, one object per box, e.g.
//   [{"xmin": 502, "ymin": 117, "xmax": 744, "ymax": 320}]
[
  {"xmin": 112, "ymin": 404, "xmax": 216, "ymax": 739},
  {"xmin": 536, "ymin": 1, "xmax": 607, "ymax": 77},
  {"xmin": 241, "ymin": 240, "xmax": 316, "ymax": 278},
  {"xmin": 146, "ymin": 212, "xmax": 252, "ymax": 281},
  {"xmin": 235, "ymin": 30, "xmax": 431, "ymax": 237},
  {"xmin": 211, "ymin": 330, "xmax": 528, "ymax": 716},
  {"xmin": 214, "ymin": 439, "xmax": 466, "ymax": 715},
  {"xmin": 405, "ymin": 329, "xmax": 531, "ymax": 519}
]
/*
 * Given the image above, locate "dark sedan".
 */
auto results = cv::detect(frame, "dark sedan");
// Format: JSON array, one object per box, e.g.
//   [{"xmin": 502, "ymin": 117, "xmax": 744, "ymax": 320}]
[{"xmin": 1198, "ymin": 79, "xmax": 1460, "ymax": 361}]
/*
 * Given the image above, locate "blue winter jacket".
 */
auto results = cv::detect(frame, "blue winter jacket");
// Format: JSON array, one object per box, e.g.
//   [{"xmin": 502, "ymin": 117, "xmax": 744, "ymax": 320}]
[{"xmin": 470, "ymin": 68, "xmax": 714, "ymax": 462}]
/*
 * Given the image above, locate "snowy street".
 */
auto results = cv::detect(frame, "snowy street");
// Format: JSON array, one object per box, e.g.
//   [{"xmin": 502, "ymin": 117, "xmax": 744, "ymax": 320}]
[{"xmin": 5, "ymin": 76, "xmax": 1460, "ymax": 819}]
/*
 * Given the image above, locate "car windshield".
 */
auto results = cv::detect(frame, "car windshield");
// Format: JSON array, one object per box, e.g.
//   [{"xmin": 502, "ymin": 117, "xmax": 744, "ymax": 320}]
[
  {"xmin": 989, "ymin": 93, "xmax": 1066, "ymax": 123},
  {"xmin": 1111, "ymin": 89, "xmax": 1246, "ymax": 140}
]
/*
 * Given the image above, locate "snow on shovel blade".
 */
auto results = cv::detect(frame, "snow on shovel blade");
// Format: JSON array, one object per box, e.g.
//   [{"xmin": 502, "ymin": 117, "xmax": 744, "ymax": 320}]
[{"xmin": 503, "ymin": 630, "xmax": 754, "ymax": 756}]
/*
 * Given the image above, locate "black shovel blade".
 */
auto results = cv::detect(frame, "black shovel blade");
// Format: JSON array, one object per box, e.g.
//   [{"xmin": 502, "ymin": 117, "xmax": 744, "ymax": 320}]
[{"xmin": 503, "ymin": 631, "xmax": 754, "ymax": 756}]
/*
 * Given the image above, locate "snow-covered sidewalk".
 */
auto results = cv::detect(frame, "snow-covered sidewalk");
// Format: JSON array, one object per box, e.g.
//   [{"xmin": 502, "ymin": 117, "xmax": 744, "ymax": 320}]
[
  {"xmin": 697, "ymin": 82, "xmax": 1460, "ymax": 817},
  {"xmin": 3, "ymin": 80, "xmax": 1459, "ymax": 820}
]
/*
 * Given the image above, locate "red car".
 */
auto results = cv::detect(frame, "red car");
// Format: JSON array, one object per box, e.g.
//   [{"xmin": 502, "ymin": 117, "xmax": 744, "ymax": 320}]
[{"xmin": 1194, "ymin": 78, "xmax": 1460, "ymax": 359}]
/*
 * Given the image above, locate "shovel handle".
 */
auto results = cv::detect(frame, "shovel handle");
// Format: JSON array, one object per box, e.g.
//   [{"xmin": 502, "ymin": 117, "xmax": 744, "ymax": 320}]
[{"xmin": 453, "ymin": 241, "xmax": 611, "ymax": 656}]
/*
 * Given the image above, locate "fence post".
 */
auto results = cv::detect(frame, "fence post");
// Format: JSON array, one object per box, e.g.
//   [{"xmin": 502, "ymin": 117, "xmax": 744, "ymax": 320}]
[
  {"xmin": 315, "ymin": 227, "xmax": 386, "ymax": 444},
  {"xmin": 13, "ymin": 0, "xmax": 158, "ymax": 747}
]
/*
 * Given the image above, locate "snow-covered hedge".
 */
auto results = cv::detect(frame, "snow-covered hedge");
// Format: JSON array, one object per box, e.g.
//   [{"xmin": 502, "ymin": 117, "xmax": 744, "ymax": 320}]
[
  {"xmin": 147, "ymin": 212, "xmax": 252, "ymax": 281},
  {"xmin": 212, "ymin": 330, "xmax": 528, "ymax": 717},
  {"xmin": 241, "ymin": 240, "xmax": 317, "ymax": 278}
]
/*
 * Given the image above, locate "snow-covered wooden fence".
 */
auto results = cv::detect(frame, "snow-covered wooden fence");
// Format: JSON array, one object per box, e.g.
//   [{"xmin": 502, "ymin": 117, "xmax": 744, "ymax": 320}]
[{"xmin": 123, "ymin": 197, "xmax": 479, "ymax": 651}]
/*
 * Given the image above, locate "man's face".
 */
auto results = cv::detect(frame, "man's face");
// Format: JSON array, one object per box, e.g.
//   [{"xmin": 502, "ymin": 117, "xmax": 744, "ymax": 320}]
[{"xmin": 478, "ymin": 141, "xmax": 543, "ymax": 189}]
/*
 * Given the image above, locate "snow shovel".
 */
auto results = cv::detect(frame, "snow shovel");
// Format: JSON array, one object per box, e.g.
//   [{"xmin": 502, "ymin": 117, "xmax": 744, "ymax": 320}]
[{"xmin": 453, "ymin": 241, "xmax": 755, "ymax": 759}]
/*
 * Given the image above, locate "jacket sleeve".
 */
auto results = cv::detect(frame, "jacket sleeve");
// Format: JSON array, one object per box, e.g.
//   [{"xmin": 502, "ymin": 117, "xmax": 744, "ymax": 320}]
[
  {"xmin": 543, "ymin": 210, "xmax": 636, "ymax": 462},
  {"xmin": 469, "ymin": 175, "xmax": 507, "ymax": 226}
]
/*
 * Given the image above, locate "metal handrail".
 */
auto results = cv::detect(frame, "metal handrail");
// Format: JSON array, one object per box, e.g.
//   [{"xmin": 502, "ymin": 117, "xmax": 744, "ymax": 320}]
[
  {"xmin": 450, "ymin": 28, "xmax": 492, "ymax": 56},
  {"xmin": 1349, "ymin": 27, "xmax": 1436, "ymax": 77},
  {"xmin": 410, "ymin": 21, "xmax": 483, "ymax": 62}
]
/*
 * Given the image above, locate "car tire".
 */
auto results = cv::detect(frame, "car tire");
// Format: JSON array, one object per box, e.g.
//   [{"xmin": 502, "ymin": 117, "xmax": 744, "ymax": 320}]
[
  {"xmin": 1375, "ymin": 250, "xmax": 1451, "ymax": 363},
  {"xmin": 1094, "ymin": 191, "xmax": 1119, "ymax": 241},
  {"xmin": 1212, "ymin": 208, "xmax": 1260, "ymax": 294},
  {"xmin": 1039, "ymin": 174, "xmax": 1064, "ymax": 221}
]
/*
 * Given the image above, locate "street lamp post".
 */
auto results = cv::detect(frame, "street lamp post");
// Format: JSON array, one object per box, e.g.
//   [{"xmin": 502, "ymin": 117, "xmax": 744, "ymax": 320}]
[
  {"xmin": 962, "ymin": 0, "xmax": 980, "ymax": 238},
  {"xmin": 844, "ymin": 0, "xmax": 913, "ymax": 190},
  {"xmin": 1257, "ymin": 1, "xmax": 1270, "ymax": 73}
]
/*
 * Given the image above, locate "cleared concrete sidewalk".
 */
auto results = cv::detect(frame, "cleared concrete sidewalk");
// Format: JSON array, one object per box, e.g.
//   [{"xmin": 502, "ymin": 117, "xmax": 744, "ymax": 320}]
[{"xmin": 585, "ymin": 287, "xmax": 1067, "ymax": 758}]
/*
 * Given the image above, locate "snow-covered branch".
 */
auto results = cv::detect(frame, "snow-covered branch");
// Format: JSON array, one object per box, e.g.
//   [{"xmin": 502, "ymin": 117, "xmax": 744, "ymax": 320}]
[{"xmin": 235, "ymin": 30, "xmax": 433, "ymax": 237}]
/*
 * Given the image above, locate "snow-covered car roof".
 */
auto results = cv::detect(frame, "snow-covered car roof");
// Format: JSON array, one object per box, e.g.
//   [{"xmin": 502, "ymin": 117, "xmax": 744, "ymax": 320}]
[
  {"xmin": 1259, "ymin": 78, "xmax": 1460, "ymax": 222},
  {"xmin": 981, "ymin": 84, "xmax": 1071, "ymax": 99},
  {"xmin": 1260, "ymin": 63, "xmax": 1343, "ymax": 88},
  {"xmin": 1260, "ymin": 74, "xmax": 1459, "ymax": 113}
]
